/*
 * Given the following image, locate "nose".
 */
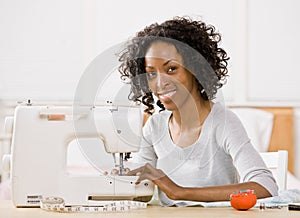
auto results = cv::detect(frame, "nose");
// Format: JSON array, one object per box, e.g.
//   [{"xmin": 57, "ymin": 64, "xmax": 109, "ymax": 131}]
[
  {"xmin": 157, "ymin": 73, "xmax": 167, "ymax": 86},
  {"xmin": 155, "ymin": 73, "xmax": 174, "ymax": 92}
]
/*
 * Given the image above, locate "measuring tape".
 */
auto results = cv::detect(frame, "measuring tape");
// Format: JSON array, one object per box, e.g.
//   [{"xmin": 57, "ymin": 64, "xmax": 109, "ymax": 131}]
[{"xmin": 40, "ymin": 197, "xmax": 147, "ymax": 213}]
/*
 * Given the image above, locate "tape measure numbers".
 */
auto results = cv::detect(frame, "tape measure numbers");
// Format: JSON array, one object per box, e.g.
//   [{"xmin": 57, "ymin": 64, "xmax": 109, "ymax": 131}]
[{"xmin": 40, "ymin": 197, "xmax": 147, "ymax": 213}]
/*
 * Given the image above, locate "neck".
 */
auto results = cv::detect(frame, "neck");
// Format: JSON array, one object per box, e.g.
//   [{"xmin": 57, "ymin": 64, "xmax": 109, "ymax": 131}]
[{"xmin": 170, "ymin": 97, "xmax": 212, "ymax": 130}]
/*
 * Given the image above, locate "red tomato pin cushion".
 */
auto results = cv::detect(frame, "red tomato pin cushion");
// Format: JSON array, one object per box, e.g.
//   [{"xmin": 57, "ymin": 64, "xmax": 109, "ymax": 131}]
[{"xmin": 230, "ymin": 189, "xmax": 257, "ymax": 210}]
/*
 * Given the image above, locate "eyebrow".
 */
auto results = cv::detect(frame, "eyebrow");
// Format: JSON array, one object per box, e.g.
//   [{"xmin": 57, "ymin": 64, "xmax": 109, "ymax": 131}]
[
  {"xmin": 163, "ymin": 59, "xmax": 174, "ymax": 66},
  {"xmin": 145, "ymin": 59, "xmax": 177, "ymax": 69}
]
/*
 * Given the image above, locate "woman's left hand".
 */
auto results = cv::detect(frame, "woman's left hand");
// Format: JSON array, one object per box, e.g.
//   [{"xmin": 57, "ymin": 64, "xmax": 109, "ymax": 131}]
[
  {"xmin": 126, "ymin": 163, "xmax": 183, "ymax": 200},
  {"xmin": 126, "ymin": 163, "xmax": 165, "ymax": 184}
]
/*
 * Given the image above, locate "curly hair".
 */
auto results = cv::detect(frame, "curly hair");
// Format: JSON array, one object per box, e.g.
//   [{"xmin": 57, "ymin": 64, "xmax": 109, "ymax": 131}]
[{"xmin": 118, "ymin": 16, "xmax": 229, "ymax": 114}]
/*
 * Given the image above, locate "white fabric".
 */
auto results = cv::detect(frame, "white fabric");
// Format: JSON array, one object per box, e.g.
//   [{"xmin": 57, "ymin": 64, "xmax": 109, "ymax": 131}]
[
  {"xmin": 132, "ymin": 102, "xmax": 278, "ymax": 206},
  {"xmin": 168, "ymin": 189, "xmax": 300, "ymax": 208},
  {"xmin": 230, "ymin": 108, "xmax": 274, "ymax": 152}
]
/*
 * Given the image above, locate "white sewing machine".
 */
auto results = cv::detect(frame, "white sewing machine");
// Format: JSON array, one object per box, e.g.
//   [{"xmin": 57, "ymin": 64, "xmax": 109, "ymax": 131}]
[{"xmin": 4, "ymin": 103, "xmax": 153, "ymax": 207}]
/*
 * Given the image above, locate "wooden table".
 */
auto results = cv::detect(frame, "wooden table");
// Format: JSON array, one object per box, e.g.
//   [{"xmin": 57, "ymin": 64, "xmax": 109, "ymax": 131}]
[{"xmin": 1, "ymin": 200, "xmax": 299, "ymax": 218}]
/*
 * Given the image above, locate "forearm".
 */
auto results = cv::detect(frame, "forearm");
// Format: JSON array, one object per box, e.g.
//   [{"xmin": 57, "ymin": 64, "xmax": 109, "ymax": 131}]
[{"xmin": 154, "ymin": 176, "xmax": 272, "ymax": 202}]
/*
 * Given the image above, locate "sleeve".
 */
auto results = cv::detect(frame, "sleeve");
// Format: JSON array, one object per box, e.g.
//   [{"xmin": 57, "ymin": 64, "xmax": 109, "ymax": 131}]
[
  {"xmin": 221, "ymin": 109, "xmax": 278, "ymax": 197},
  {"xmin": 130, "ymin": 115, "xmax": 158, "ymax": 168}
]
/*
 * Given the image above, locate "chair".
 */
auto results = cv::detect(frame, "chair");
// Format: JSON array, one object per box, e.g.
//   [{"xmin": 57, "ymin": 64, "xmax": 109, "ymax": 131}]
[{"xmin": 260, "ymin": 150, "xmax": 288, "ymax": 191}]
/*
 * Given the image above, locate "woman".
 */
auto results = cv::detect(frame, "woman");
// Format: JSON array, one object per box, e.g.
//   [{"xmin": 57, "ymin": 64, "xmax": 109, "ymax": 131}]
[{"xmin": 118, "ymin": 16, "xmax": 277, "ymax": 206}]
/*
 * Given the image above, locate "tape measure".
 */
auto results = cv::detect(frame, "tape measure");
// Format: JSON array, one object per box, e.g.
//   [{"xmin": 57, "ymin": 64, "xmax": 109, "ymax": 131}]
[{"xmin": 40, "ymin": 197, "xmax": 147, "ymax": 213}]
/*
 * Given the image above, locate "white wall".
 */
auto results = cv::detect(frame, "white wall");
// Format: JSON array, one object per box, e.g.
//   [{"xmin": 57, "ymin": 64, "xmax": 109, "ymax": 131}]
[
  {"xmin": 0, "ymin": 0, "xmax": 300, "ymax": 178},
  {"xmin": 248, "ymin": 0, "xmax": 300, "ymax": 102},
  {"xmin": 0, "ymin": 0, "xmax": 235, "ymax": 102}
]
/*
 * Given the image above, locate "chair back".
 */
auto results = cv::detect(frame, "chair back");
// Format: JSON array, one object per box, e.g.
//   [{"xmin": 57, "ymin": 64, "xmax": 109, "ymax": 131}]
[{"xmin": 260, "ymin": 150, "xmax": 288, "ymax": 191}]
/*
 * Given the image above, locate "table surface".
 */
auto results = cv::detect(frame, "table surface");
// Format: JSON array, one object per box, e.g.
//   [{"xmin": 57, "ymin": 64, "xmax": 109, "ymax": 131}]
[{"xmin": 1, "ymin": 200, "xmax": 299, "ymax": 218}]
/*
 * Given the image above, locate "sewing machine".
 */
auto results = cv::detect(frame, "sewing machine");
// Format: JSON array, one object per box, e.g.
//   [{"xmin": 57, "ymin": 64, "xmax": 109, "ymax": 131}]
[{"xmin": 4, "ymin": 103, "xmax": 154, "ymax": 207}]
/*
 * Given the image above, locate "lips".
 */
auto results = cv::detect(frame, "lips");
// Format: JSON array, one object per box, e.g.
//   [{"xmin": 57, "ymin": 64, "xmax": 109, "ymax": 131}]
[{"xmin": 157, "ymin": 90, "xmax": 176, "ymax": 101}]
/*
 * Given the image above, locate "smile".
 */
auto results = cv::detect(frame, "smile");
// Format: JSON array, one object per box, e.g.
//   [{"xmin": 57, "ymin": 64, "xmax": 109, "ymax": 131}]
[{"xmin": 158, "ymin": 90, "xmax": 176, "ymax": 98}]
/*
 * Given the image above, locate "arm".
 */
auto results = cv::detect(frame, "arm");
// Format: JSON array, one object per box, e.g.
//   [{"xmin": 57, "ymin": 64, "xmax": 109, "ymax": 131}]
[
  {"xmin": 127, "ymin": 163, "xmax": 271, "ymax": 202},
  {"xmin": 129, "ymin": 107, "xmax": 277, "ymax": 202}
]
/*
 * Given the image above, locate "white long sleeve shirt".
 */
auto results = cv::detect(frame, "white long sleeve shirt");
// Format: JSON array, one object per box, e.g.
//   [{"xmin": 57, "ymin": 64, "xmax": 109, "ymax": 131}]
[{"xmin": 132, "ymin": 102, "xmax": 278, "ymax": 206}]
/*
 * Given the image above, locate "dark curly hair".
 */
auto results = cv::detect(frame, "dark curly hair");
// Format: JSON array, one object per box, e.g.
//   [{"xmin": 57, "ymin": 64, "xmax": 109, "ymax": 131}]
[{"xmin": 118, "ymin": 16, "xmax": 229, "ymax": 114}]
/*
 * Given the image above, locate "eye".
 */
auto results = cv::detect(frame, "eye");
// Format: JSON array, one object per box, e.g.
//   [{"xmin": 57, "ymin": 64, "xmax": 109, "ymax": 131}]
[
  {"xmin": 167, "ymin": 66, "xmax": 177, "ymax": 73},
  {"xmin": 146, "ymin": 72, "xmax": 157, "ymax": 80}
]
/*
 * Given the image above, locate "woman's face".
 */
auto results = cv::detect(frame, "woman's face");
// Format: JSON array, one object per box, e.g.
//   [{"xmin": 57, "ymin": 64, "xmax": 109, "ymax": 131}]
[{"xmin": 144, "ymin": 41, "xmax": 199, "ymax": 111}]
